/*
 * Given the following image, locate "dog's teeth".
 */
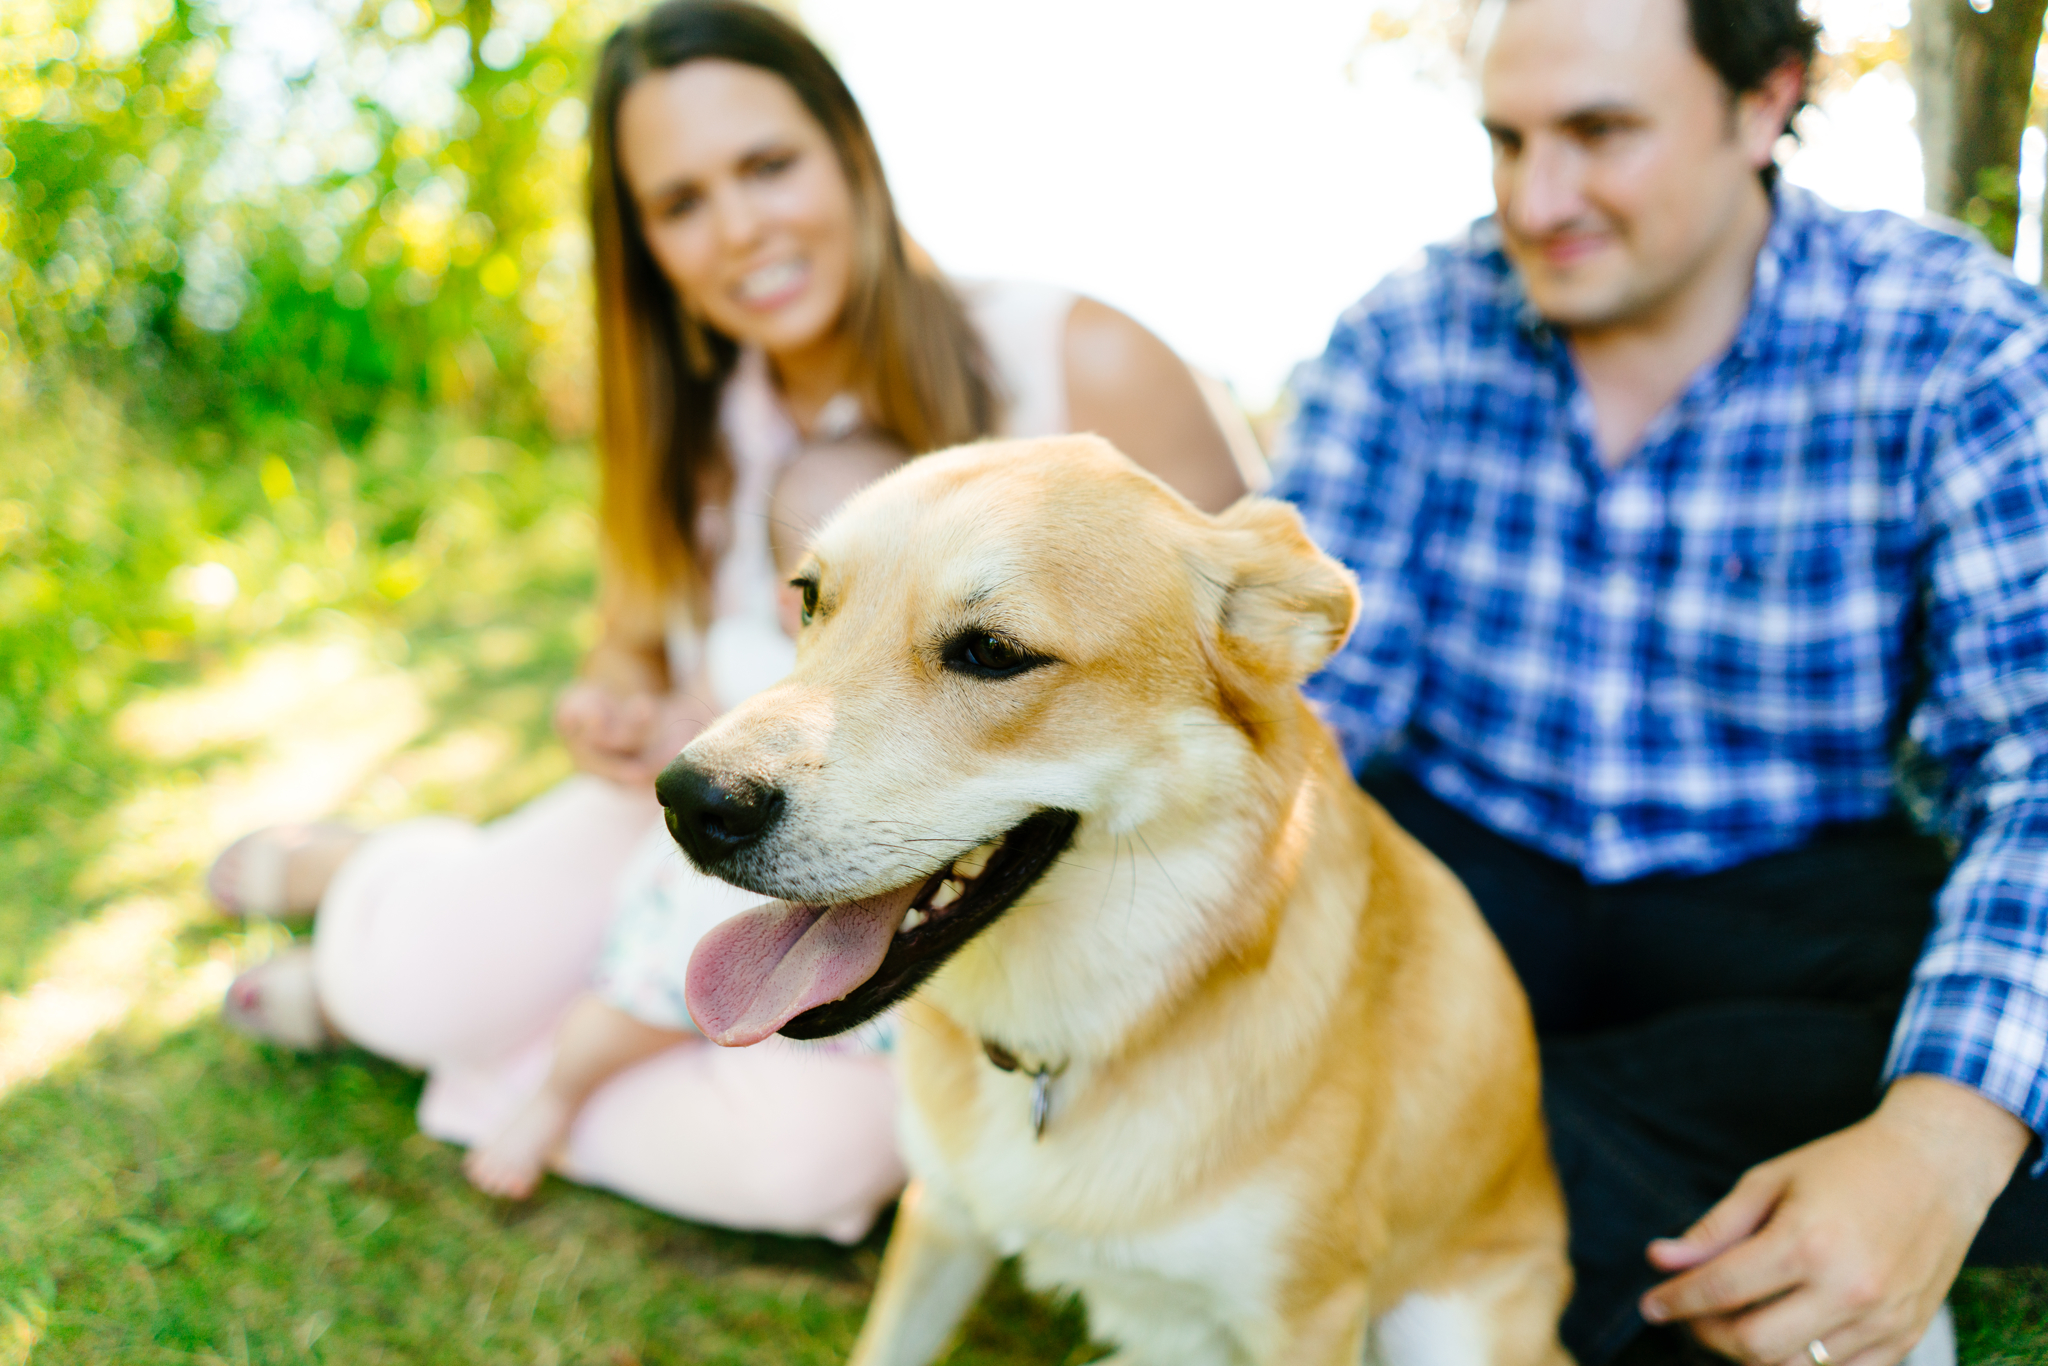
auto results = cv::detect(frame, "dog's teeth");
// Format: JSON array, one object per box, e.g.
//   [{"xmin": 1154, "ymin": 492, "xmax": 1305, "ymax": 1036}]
[
  {"xmin": 899, "ymin": 908, "xmax": 926, "ymax": 934},
  {"xmin": 929, "ymin": 878, "xmax": 964, "ymax": 911},
  {"xmin": 954, "ymin": 842, "xmax": 1000, "ymax": 880}
]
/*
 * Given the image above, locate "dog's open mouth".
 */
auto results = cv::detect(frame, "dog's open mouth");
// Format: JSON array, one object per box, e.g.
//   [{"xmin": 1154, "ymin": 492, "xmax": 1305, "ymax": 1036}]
[{"xmin": 684, "ymin": 809, "xmax": 1079, "ymax": 1046}]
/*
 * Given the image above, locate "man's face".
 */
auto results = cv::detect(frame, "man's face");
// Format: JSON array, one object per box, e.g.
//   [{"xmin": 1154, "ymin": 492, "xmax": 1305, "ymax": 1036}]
[{"xmin": 1479, "ymin": 0, "xmax": 1783, "ymax": 330}]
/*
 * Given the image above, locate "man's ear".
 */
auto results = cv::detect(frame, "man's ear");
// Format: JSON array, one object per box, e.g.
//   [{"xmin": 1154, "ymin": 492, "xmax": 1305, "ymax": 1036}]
[
  {"xmin": 1204, "ymin": 497, "xmax": 1360, "ymax": 688},
  {"xmin": 1737, "ymin": 55, "xmax": 1805, "ymax": 168}
]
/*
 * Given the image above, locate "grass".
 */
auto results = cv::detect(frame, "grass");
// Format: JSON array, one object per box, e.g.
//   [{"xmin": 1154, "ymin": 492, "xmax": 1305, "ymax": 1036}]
[
  {"xmin": 2, "ymin": 380, "xmax": 2045, "ymax": 1364},
  {"xmin": 0, "ymin": 1032, "xmax": 1090, "ymax": 1364}
]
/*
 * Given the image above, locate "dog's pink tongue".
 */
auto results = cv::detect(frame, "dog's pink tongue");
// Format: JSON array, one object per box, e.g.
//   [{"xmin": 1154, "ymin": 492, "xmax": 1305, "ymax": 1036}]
[{"xmin": 686, "ymin": 885, "xmax": 921, "ymax": 1046}]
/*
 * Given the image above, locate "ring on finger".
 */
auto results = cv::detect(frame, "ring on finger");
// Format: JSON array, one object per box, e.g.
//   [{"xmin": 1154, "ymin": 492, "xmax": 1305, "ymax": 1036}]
[{"xmin": 1806, "ymin": 1340, "xmax": 1832, "ymax": 1366}]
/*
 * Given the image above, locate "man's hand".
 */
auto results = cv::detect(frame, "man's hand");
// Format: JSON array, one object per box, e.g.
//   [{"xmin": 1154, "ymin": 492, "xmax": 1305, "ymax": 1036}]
[
  {"xmin": 555, "ymin": 681, "xmax": 714, "ymax": 788},
  {"xmin": 1640, "ymin": 1075, "xmax": 2030, "ymax": 1366}
]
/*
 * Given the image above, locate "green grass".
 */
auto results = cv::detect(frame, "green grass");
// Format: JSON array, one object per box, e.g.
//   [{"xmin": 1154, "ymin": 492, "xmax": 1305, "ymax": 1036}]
[
  {"xmin": 2, "ymin": 381, "xmax": 2046, "ymax": 1364},
  {"xmin": 0, "ymin": 1031, "xmax": 1090, "ymax": 1365},
  {"xmin": 1955, "ymin": 1270, "xmax": 2048, "ymax": 1365}
]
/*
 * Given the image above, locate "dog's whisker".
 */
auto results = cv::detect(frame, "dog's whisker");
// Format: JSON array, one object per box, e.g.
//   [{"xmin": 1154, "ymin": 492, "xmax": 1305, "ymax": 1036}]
[
  {"xmin": 1124, "ymin": 835, "xmax": 1141, "ymax": 928},
  {"xmin": 1093, "ymin": 836, "xmax": 1123, "ymax": 921},
  {"xmin": 1134, "ymin": 830, "xmax": 1189, "ymax": 912}
]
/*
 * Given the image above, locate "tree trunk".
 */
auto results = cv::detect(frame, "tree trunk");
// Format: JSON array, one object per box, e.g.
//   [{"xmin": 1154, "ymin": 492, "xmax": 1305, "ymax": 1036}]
[
  {"xmin": 1910, "ymin": 0, "xmax": 2048, "ymax": 256},
  {"xmin": 2039, "ymin": 107, "xmax": 2048, "ymax": 281}
]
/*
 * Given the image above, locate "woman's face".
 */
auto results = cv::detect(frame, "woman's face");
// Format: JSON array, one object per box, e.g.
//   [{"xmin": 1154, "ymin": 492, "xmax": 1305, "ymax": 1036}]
[{"xmin": 616, "ymin": 58, "xmax": 859, "ymax": 362}]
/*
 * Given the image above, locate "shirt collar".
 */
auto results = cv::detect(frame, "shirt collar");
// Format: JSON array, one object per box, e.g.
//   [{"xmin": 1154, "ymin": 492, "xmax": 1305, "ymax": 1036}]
[{"xmin": 1733, "ymin": 180, "xmax": 1810, "ymax": 360}]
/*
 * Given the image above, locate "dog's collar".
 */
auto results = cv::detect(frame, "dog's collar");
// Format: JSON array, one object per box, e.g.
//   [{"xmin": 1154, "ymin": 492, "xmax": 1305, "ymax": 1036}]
[{"xmin": 982, "ymin": 1040, "xmax": 1068, "ymax": 1141}]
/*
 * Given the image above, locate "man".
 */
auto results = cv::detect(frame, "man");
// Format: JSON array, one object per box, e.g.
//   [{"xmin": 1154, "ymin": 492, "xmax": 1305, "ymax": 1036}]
[{"xmin": 1271, "ymin": 0, "xmax": 2048, "ymax": 1362}]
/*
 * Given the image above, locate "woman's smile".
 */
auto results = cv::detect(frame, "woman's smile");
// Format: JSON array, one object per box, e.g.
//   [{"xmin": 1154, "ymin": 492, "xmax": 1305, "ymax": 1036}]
[
  {"xmin": 732, "ymin": 257, "xmax": 812, "ymax": 310},
  {"xmin": 617, "ymin": 58, "xmax": 858, "ymax": 375}
]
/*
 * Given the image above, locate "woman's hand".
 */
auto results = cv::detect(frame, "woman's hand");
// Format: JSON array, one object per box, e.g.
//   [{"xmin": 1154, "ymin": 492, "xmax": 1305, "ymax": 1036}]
[
  {"xmin": 556, "ymin": 680, "xmax": 659, "ymax": 785},
  {"xmin": 1639, "ymin": 1075, "xmax": 2029, "ymax": 1366},
  {"xmin": 555, "ymin": 682, "xmax": 716, "ymax": 788}
]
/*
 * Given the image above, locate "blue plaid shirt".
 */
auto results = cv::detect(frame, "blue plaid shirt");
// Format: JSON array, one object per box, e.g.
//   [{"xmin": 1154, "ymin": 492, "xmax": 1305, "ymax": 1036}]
[{"xmin": 1273, "ymin": 185, "xmax": 2048, "ymax": 1142}]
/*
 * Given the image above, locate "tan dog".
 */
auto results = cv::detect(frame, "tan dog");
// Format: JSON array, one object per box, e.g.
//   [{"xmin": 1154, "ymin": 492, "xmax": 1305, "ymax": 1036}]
[{"xmin": 660, "ymin": 436, "xmax": 1572, "ymax": 1366}]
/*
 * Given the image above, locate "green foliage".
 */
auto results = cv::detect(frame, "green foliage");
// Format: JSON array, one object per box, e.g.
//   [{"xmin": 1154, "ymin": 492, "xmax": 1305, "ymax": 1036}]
[
  {"xmin": 0, "ymin": 0, "xmax": 620, "ymax": 444},
  {"xmin": 0, "ymin": 0, "xmax": 628, "ymax": 985},
  {"xmin": 0, "ymin": 2, "xmax": 209, "ymax": 384},
  {"xmin": 1964, "ymin": 163, "xmax": 2023, "ymax": 261}
]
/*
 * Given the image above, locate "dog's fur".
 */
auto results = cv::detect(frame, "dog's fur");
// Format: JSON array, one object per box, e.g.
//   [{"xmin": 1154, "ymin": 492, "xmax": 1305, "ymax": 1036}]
[{"xmin": 668, "ymin": 437, "xmax": 1572, "ymax": 1366}]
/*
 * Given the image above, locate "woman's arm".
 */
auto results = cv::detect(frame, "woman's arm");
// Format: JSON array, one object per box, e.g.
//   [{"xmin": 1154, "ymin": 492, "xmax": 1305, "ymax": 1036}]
[{"xmin": 1062, "ymin": 297, "xmax": 1249, "ymax": 513}]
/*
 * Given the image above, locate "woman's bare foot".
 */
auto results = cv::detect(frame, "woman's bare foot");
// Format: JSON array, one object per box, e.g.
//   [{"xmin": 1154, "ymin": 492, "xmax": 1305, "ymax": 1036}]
[
  {"xmin": 463, "ymin": 1090, "xmax": 576, "ymax": 1200},
  {"xmin": 207, "ymin": 823, "xmax": 365, "ymax": 918}
]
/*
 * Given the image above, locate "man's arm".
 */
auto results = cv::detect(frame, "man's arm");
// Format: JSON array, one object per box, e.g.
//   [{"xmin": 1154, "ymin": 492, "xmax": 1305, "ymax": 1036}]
[
  {"xmin": 1269, "ymin": 302, "xmax": 1433, "ymax": 769},
  {"xmin": 1643, "ymin": 315, "xmax": 2048, "ymax": 1365}
]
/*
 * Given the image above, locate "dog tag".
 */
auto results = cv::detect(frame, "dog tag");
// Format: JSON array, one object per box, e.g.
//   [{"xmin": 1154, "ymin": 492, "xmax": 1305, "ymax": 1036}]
[
  {"xmin": 983, "ymin": 1038, "xmax": 1064, "ymax": 1139},
  {"xmin": 1030, "ymin": 1067, "xmax": 1054, "ymax": 1141}
]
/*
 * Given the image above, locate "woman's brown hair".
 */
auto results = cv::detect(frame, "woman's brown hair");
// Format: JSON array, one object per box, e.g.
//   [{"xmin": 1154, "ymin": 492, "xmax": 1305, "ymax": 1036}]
[{"xmin": 589, "ymin": 0, "xmax": 998, "ymax": 624}]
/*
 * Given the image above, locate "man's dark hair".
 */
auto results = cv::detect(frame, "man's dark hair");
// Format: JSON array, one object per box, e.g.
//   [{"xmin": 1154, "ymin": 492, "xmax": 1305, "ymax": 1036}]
[{"xmin": 1684, "ymin": 0, "xmax": 1823, "ymax": 183}]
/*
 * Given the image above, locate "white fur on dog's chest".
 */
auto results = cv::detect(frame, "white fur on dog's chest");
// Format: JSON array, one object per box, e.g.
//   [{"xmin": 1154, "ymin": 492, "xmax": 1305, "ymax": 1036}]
[
  {"xmin": 1015, "ymin": 1183, "xmax": 1299, "ymax": 1364},
  {"xmin": 906, "ymin": 1107, "xmax": 1301, "ymax": 1363}
]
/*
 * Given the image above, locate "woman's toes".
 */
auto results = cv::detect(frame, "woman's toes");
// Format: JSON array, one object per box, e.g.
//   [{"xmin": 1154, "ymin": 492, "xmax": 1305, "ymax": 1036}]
[{"xmin": 464, "ymin": 1151, "xmax": 539, "ymax": 1200}]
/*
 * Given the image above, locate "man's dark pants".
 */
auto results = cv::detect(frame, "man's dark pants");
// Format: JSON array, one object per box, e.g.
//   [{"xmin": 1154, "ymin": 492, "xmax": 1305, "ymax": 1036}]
[{"xmin": 1360, "ymin": 763, "xmax": 2048, "ymax": 1365}]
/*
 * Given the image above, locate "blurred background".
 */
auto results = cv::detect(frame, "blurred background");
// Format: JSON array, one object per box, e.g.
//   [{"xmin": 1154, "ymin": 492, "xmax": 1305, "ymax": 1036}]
[{"xmin": 6, "ymin": 1, "xmax": 2048, "ymax": 1362}]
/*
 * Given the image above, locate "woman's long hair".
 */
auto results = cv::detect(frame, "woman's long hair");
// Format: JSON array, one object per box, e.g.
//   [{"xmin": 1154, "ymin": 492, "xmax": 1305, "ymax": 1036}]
[{"xmin": 589, "ymin": 0, "xmax": 998, "ymax": 623}]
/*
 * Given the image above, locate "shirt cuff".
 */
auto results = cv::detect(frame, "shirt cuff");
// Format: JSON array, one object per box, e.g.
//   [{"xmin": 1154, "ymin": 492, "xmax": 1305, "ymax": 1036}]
[{"xmin": 1885, "ymin": 971, "xmax": 2048, "ymax": 1175}]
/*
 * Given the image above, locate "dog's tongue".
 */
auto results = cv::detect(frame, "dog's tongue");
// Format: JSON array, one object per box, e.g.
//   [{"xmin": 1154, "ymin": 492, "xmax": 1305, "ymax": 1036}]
[{"xmin": 686, "ymin": 883, "xmax": 922, "ymax": 1046}]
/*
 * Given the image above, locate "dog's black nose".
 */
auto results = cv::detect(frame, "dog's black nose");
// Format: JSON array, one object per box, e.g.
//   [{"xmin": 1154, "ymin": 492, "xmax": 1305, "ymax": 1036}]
[{"xmin": 656, "ymin": 759, "xmax": 785, "ymax": 868}]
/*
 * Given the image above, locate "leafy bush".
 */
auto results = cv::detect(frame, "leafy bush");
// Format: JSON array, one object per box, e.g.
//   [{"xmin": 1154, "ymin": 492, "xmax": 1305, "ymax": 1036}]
[
  {"xmin": 0, "ymin": 0, "xmax": 627, "ymax": 443},
  {"xmin": 0, "ymin": 0, "xmax": 639, "ymax": 984}
]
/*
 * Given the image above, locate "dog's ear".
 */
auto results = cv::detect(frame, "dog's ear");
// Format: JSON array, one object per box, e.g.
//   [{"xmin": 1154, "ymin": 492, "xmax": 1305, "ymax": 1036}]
[{"xmin": 1204, "ymin": 497, "xmax": 1360, "ymax": 687}]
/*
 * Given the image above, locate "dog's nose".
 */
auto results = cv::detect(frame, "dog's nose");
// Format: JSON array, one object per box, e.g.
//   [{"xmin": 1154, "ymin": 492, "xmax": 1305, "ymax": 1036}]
[{"xmin": 656, "ymin": 759, "xmax": 786, "ymax": 868}]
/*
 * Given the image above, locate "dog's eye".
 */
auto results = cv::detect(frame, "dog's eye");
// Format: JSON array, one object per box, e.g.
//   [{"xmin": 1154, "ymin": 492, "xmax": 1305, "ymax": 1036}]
[
  {"xmin": 968, "ymin": 634, "xmax": 1019, "ymax": 670},
  {"xmin": 944, "ymin": 631, "xmax": 1046, "ymax": 679},
  {"xmin": 793, "ymin": 577, "xmax": 819, "ymax": 625}
]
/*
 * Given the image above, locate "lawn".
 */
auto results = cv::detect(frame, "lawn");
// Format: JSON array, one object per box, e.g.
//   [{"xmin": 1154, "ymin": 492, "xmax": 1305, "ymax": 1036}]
[{"xmin": 3, "ymin": 385, "xmax": 2046, "ymax": 1365}]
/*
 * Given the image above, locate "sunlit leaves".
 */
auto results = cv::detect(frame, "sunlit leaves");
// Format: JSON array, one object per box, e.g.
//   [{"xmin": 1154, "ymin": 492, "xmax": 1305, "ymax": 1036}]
[{"xmin": 1, "ymin": 0, "xmax": 633, "ymax": 445}]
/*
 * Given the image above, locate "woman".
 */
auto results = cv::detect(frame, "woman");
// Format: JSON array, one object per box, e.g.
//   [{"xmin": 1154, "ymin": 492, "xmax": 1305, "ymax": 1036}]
[{"xmin": 211, "ymin": 0, "xmax": 1247, "ymax": 1243}]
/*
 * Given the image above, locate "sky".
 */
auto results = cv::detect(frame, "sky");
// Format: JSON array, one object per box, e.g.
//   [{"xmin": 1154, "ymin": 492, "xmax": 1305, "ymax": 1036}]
[{"xmin": 802, "ymin": 0, "xmax": 1946, "ymax": 408}]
